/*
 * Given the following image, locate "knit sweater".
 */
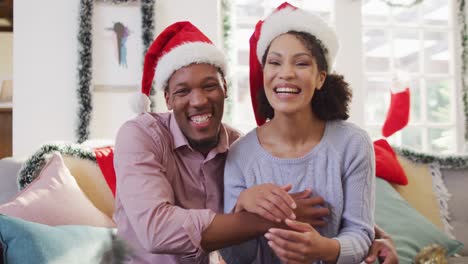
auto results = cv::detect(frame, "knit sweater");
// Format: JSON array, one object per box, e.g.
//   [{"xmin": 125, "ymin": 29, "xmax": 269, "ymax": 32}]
[{"xmin": 221, "ymin": 120, "xmax": 376, "ymax": 264}]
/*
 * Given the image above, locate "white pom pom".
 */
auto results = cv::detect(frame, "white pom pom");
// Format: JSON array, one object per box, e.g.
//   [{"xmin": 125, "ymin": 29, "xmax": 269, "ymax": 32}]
[{"xmin": 130, "ymin": 93, "xmax": 151, "ymax": 113}]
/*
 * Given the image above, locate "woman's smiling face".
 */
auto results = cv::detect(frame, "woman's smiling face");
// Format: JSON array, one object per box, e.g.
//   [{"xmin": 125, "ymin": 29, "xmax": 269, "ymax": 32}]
[{"xmin": 263, "ymin": 33, "xmax": 326, "ymax": 117}]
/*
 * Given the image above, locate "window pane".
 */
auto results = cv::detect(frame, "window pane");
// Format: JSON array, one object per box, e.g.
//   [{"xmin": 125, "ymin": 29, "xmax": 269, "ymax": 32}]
[
  {"xmin": 236, "ymin": 26, "xmax": 254, "ymax": 51},
  {"xmin": 409, "ymin": 79, "xmax": 421, "ymax": 122},
  {"xmin": 429, "ymin": 127, "xmax": 455, "ymax": 153},
  {"xmin": 422, "ymin": 0, "xmax": 449, "ymax": 26},
  {"xmin": 424, "ymin": 31, "xmax": 449, "ymax": 74},
  {"xmin": 401, "ymin": 126, "xmax": 423, "ymax": 150},
  {"xmin": 364, "ymin": 29, "xmax": 390, "ymax": 72},
  {"xmin": 236, "ymin": 0, "xmax": 264, "ymax": 20},
  {"xmin": 362, "ymin": 0, "xmax": 390, "ymax": 24},
  {"xmin": 365, "ymin": 125, "xmax": 382, "ymax": 140},
  {"xmin": 302, "ymin": 0, "xmax": 333, "ymax": 21},
  {"xmin": 365, "ymin": 76, "xmax": 391, "ymax": 123},
  {"xmin": 426, "ymin": 79, "xmax": 452, "ymax": 123},
  {"xmin": 393, "ymin": 29, "xmax": 420, "ymax": 73},
  {"xmin": 392, "ymin": 4, "xmax": 419, "ymax": 25}
]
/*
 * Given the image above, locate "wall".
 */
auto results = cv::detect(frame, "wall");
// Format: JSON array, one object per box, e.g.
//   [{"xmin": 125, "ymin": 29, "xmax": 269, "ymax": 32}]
[
  {"xmin": 13, "ymin": 0, "xmax": 220, "ymax": 157},
  {"xmin": 0, "ymin": 33, "xmax": 13, "ymax": 83}
]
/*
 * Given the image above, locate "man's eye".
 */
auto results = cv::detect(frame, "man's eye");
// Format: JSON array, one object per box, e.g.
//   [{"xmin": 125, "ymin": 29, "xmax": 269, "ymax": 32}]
[
  {"xmin": 204, "ymin": 83, "xmax": 219, "ymax": 89},
  {"xmin": 174, "ymin": 89, "xmax": 189, "ymax": 95}
]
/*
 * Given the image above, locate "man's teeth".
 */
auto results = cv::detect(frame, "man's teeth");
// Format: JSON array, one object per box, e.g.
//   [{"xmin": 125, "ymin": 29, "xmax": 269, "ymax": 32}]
[
  {"xmin": 276, "ymin": 87, "xmax": 300, "ymax": 93},
  {"xmin": 190, "ymin": 114, "xmax": 212, "ymax": 124}
]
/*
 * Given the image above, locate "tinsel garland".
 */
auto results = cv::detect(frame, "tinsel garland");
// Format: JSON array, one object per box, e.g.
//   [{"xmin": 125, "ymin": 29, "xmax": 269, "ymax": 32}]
[
  {"xmin": 458, "ymin": 0, "xmax": 468, "ymax": 140},
  {"xmin": 221, "ymin": 0, "xmax": 233, "ymax": 123},
  {"xmin": 141, "ymin": 0, "xmax": 156, "ymax": 109},
  {"xmin": 76, "ymin": 0, "xmax": 155, "ymax": 143},
  {"xmin": 380, "ymin": 0, "xmax": 423, "ymax": 7},
  {"xmin": 76, "ymin": 0, "xmax": 94, "ymax": 143},
  {"xmin": 394, "ymin": 147, "xmax": 468, "ymax": 169},
  {"xmin": 17, "ymin": 143, "xmax": 96, "ymax": 190}
]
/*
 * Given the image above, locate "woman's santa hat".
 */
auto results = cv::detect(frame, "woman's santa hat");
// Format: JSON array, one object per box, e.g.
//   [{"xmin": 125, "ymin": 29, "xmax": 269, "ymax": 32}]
[
  {"xmin": 249, "ymin": 2, "xmax": 340, "ymax": 126},
  {"xmin": 132, "ymin": 21, "xmax": 227, "ymax": 113}
]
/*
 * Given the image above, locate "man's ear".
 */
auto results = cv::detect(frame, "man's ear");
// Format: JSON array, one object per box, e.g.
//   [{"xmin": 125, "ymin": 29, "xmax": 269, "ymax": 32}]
[
  {"xmin": 164, "ymin": 89, "xmax": 173, "ymax": 110},
  {"xmin": 222, "ymin": 78, "xmax": 228, "ymax": 98}
]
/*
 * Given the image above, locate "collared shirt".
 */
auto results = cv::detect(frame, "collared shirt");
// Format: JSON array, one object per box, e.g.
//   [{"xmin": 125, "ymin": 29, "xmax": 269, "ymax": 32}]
[{"xmin": 113, "ymin": 112, "xmax": 241, "ymax": 264}]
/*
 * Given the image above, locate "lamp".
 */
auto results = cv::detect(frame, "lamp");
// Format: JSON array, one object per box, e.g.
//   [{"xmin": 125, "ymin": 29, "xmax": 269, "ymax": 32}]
[{"xmin": 0, "ymin": 80, "xmax": 12, "ymax": 102}]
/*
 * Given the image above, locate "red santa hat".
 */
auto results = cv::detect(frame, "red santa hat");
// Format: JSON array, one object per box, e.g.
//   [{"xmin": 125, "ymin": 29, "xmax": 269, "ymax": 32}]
[
  {"xmin": 249, "ymin": 2, "xmax": 340, "ymax": 126},
  {"xmin": 132, "ymin": 21, "xmax": 227, "ymax": 113}
]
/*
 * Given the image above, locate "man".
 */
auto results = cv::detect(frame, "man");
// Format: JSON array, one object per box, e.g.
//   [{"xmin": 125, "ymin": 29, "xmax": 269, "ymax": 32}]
[{"xmin": 114, "ymin": 21, "xmax": 398, "ymax": 264}]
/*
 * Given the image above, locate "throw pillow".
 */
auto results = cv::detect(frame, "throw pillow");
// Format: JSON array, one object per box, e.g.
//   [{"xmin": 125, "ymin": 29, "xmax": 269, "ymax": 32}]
[
  {"xmin": 392, "ymin": 156, "xmax": 444, "ymax": 229},
  {"xmin": 63, "ymin": 154, "xmax": 115, "ymax": 218},
  {"xmin": 374, "ymin": 139, "xmax": 408, "ymax": 185},
  {"xmin": 375, "ymin": 178, "xmax": 463, "ymax": 263},
  {"xmin": 0, "ymin": 214, "xmax": 129, "ymax": 264},
  {"xmin": 0, "ymin": 152, "xmax": 115, "ymax": 227}
]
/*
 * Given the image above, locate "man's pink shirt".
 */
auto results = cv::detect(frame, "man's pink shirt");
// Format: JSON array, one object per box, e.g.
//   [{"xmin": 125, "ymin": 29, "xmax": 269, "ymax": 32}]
[{"xmin": 113, "ymin": 112, "xmax": 240, "ymax": 264}]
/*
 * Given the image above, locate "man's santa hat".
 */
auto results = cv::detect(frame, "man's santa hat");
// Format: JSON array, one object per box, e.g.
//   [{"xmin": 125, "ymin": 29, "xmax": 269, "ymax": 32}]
[
  {"xmin": 249, "ymin": 2, "xmax": 340, "ymax": 126},
  {"xmin": 132, "ymin": 21, "xmax": 227, "ymax": 113}
]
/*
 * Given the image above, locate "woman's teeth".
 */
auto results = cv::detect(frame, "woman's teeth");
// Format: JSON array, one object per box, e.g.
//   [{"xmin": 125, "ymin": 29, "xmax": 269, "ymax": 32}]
[{"xmin": 275, "ymin": 87, "xmax": 300, "ymax": 94}]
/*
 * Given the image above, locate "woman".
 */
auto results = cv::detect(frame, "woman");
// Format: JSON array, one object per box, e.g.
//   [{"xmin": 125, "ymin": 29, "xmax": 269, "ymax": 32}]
[{"xmin": 222, "ymin": 2, "xmax": 375, "ymax": 263}]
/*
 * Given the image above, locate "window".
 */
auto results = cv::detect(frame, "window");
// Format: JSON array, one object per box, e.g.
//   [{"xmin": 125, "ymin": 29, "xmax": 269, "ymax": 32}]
[{"xmin": 230, "ymin": 0, "xmax": 464, "ymax": 153}]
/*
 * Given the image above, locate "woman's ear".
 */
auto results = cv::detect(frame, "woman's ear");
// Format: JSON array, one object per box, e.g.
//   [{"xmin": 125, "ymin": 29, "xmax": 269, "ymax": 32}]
[{"xmin": 317, "ymin": 71, "xmax": 327, "ymax": 90}]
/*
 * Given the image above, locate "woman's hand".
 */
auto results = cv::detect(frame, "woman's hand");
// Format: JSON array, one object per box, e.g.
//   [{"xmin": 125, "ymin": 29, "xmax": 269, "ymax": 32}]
[
  {"xmin": 265, "ymin": 219, "xmax": 339, "ymax": 264},
  {"xmin": 235, "ymin": 183, "xmax": 297, "ymax": 223}
]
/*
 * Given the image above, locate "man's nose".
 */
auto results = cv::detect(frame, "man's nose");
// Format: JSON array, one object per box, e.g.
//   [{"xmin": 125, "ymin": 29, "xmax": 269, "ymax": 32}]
[{"xmin": 190, "ymin": 89, "xmax": 209, "ymax": 107}]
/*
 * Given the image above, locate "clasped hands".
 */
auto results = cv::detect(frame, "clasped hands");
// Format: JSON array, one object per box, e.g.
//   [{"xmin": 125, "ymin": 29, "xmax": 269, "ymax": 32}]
[{"xmin": 234, "ymin": 184, "xmax": 336, "ymax": 263}]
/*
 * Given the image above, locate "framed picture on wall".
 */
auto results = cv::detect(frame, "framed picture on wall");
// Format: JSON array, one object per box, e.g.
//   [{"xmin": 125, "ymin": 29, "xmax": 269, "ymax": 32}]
[{"xmin": 92, "ymin": 1, "xmax": 143, "ymax": 91}]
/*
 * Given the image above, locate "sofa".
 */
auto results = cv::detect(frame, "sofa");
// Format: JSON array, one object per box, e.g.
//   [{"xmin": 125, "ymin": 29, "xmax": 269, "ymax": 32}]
[{"xmin": 0, "ymin": 143, "xmax": 467, "ymax": 264}]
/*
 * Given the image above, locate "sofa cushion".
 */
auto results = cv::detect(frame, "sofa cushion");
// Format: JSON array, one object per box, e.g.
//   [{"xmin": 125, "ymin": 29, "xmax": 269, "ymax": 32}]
[
  {"xmin": 392, "ymin": 156, "xmax": 444, "ymax": 229},
  {"xmin": 375, "ymin": 178, "xmax": 463, "ymax": 263},
  {"xmin": 0, "ymin": 158, "xmax": 22, "ymax": 204},
  {"xmin": 442, "ymin": 168, "xmax": 468, "ymax": 256},
  {"xmin": 0, "ymin": 214, "xmax": 127, "ymax": 264},
  {"xmin": 0, "ymin": 152, "xmax": 115, "ymax": 227}
]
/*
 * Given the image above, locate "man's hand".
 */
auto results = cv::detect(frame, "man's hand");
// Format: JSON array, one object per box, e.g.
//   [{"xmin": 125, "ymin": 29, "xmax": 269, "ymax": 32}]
[
  {"xmin": 365, "ymin": 225, "xmax": 399, "ymax": 264},
  {"xmin": 236, "ymin": 184, "xmax": 297, "ymax": 223},
  {"xmin": 291, "ymin": 190, "xmax": 330, "ymax": 228}
]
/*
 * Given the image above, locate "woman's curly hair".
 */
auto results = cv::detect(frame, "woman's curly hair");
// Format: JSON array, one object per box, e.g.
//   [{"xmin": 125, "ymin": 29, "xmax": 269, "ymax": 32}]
[{"xmin": 257, "ymin": 31, "xmax": 352, "ymax": 121}]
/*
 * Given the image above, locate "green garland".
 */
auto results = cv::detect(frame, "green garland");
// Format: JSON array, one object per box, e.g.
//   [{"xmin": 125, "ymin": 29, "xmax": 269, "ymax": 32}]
[
  {"xmin": 380, "ymin": 0, "xmax": 423, "ymax": 7},
  {"xmin": 76, "ymin": 0, "xmax": 155, "ymax": 143},
  {"xmin": 394, "ymin": 147, "xmax": 468, "ymax": 169},
  {"xmin": 17, "ymin": 144, "xmax": 96, "ymax": 190},
  {"xmin": 458, "ymin": 0, "xmax": 468, "ymax": 140},
  {"xmin": 221, "ymin": 0, "xmax": 233, "ymax": 124}
]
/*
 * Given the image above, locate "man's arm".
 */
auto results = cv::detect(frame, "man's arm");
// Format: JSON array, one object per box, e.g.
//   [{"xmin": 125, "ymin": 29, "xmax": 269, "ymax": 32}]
[{"xmin": 114, "ymin": 121, "xmax": 278, "ymax": 259}]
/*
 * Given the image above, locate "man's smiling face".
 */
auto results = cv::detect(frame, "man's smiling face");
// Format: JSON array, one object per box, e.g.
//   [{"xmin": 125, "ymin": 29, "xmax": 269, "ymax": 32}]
[{"xmin": 165, "ymin": 63, "xmax": 226, "ymax": 152}]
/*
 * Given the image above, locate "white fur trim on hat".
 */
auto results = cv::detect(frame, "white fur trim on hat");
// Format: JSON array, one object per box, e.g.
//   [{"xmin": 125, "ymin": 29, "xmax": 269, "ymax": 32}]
[
  {"xmin": 154, "ymin": 42, "xmax": 227, "ymax": 91},
  {"xmin": 130, "ymin": 92, "xmax": 151, "ymax": 114},
  {"xmin": 257, "ymin": 6, "xmax": 339, "ymax": 72}
]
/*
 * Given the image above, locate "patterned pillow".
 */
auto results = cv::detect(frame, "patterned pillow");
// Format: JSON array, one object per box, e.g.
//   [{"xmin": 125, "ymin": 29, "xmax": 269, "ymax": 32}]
[{"xmin": 0, "ymin": 152, "xmax": 115, "ymax": 227}]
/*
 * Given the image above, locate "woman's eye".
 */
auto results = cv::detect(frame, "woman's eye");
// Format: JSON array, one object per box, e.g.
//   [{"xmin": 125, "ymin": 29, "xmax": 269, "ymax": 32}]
[
  {"xmin": 296, "ymin": 62, "xmax": 310, "ymax": 67},
  {"xmin": 267, "ymin": 60, "xmax": 280, "ymax": 65}
]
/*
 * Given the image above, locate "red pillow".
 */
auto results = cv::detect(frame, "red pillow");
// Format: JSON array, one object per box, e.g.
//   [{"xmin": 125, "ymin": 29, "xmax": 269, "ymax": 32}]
[
  {"xmin": 93, "ymin": 146, "xmax": 116, "ymax": 196},
  {"xmin": 374, "ymin": 139, "xmax": 408, "ymax": 185}
]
